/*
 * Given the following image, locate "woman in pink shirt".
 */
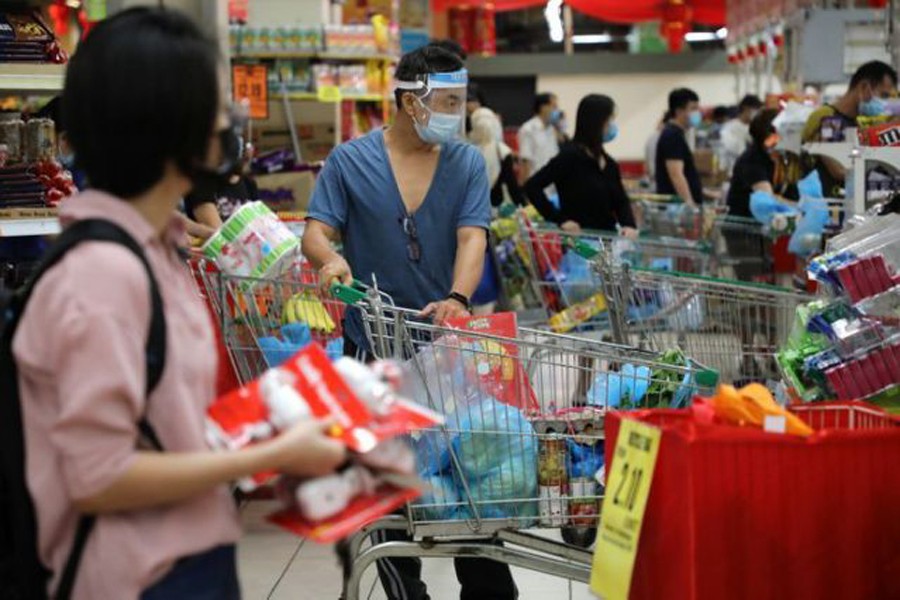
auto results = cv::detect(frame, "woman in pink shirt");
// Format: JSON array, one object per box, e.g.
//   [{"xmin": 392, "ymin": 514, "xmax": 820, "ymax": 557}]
[{"xmin": 12, "ymin": 8, "xmax": 345, "ymax": 599}]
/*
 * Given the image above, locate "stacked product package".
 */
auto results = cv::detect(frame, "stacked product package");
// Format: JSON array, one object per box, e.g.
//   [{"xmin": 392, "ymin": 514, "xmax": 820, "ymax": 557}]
[{"xmin": 777, "ymin": 215, "xmax": 900, "ymax": 405}]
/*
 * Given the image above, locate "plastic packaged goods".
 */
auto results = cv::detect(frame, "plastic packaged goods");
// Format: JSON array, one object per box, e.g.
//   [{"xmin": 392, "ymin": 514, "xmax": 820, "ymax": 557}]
[{"xmin": 538, "ymin": 434, "xmax": 567, "ymax": 526}]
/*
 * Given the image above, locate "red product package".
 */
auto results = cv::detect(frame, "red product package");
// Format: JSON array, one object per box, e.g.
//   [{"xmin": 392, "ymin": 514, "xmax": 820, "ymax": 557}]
[
  {"xmin": 268, "ymin": 486, "xmax": 420, "ymax": 543},
  {"xmin": 443, "ymin": 312, "xmax": 540, "ymax": 414},
  {"xmin": 852, "ymin": 260, "xmax": 874, "ymax": 299},
  {"xmin": 869, "ymin": 255, "xmax": 895, "ymax": 294},
  {"xmin": 825, "ymin": 368, "xmax": 847, "ymax": 399},
  {"xmin": 836, "ymin": 264, "xmax": 862, "ymax": 302},
  {"xmin": 870, "ymin": 350, "xmax": 891, "ymax": 390},
  {"xmin": 891, "ymin": 344, "xmax": 900, "ymax": 378},
  {"xmin": 848, "ymin": 359, "xmax": 874, "ymax": 398},
  {"xmin": 858, "ymin": 121, "xmax": 900, "ymax": 147}
]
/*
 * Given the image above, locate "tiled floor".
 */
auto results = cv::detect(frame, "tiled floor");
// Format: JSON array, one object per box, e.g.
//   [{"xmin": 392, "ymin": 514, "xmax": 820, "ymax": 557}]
[{"xmin": 237, "ymin": 501, "xmax": 595, "ymax": 600}]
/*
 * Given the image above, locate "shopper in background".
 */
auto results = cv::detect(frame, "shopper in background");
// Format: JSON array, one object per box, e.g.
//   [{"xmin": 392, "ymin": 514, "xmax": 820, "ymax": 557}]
[
  {"xmin": 525, "ymin": 94, "xmax": 637, "ymax": 237},
  {"xmin": 302, "ymin": 45, "xmax": 518, "ymax": 600},
  {"xmin": 470, "ymin": 107, "xmax": 524, "ymax": 207},
  {"xmin": 656, "ymin": 87, "xmax": 704, "ymax": 207},
  {"xmin": 727, "ymin": 108, "xmax": 781, "ymax": 218},
  {"xmin": 518, "ymin": 92, "xmax": 561, "ymax": 180},
  {"xmin": 643, "ymin": 111, "xmax": 670, "ymax": 189},
  {"xmin": 802, "ymin": 60, "xmax": 898, "ymax": 197},
  {"xmin": 183, "ymin": 142, "xmax": 258, "ymax": 231},
  {"xmin": 12, "ymin": 9, "xmax": 345, "ymax": 600},
  {"xmin": 719, "ymin": 94, "xmax": 764, "ymax": 174}
]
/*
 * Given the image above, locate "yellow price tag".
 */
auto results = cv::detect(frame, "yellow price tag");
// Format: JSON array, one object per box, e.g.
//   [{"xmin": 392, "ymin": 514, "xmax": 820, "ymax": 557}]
[
  {"xmin": 590, "ymin": 418, "xmax": 661, "ymax": 600},
  {"xmin": 317, "ymin": 85, "xmax": 343, "ymax": 103}
]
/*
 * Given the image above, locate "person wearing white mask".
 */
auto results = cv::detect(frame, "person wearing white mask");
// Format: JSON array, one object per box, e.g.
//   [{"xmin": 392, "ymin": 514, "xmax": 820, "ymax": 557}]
[
  {"xmin": 719, "ymin": 94, "xmax": 763, "ymax": 174},
  {"xmin": 302, "ymin": 46, "xmax": 518, "ymax": 600},
  {"xmin": 469, "ymin": 107, "xmax": 525, "ymax": 207},
  {"xmin": 655, "ymin": 87, "xmax": 704, "ymax": 208},
  {"xmin": 517, "ymin": 92, "xmax": 561, "ymax": 181}
]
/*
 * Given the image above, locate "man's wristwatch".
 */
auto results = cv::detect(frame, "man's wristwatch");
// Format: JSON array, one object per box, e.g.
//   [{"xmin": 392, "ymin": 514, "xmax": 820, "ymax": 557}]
[{"xmin": 446, "ymin": 291, "xmax": 472, "ymax": 312}]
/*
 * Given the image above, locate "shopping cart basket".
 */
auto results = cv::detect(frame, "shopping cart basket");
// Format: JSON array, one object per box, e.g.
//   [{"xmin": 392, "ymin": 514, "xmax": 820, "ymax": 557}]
[
  {"xmin": 517, "ymin": 213, "xmax": 714, "ymax": 333},
  {"xmin": 600, "ymin": 265, "xmax": 811, "ymax": 384},
  {"xmin": 605, "ymin": 401, "xmax": 900, "ymax": 600},
  {"xmin": 335, "ymin": 284, "xmax": 715, "ymax": 600},
  {"xmin": 195, "ymin": 258, "xmax": 347, "ymax": 384},
  {"xmin": 636, "ymin": 199, "xmax": 716, "ymax": 241}
]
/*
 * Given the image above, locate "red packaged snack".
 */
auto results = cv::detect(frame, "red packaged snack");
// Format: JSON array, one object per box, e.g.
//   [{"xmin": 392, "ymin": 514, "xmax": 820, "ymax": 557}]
[{"xmin": 858, "ymin": 121, "xmax": 900, "ymax": 147}]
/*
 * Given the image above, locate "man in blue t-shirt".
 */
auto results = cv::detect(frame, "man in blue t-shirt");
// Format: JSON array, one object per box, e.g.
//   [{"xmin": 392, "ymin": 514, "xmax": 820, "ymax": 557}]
[{"xmin": 302, "ymin": 46, "xmax": 517, "ymax": 600}]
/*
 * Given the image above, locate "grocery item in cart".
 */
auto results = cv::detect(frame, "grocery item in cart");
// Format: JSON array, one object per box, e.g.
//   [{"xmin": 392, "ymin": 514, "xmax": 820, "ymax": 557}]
[
  {"xmin": 202, "ymin": 201, "xmax": 299, "ymax": 285},
  {"xmin": 698, "ymin": 382, "xmax": 813, "ymax": 436},
  {"xmin": 416, "ymin": 394, "xmax": 538, "ymax": 522},
  {"xmin": 537, "ymin": 433, "xmax": 567, "ymax": 526}
]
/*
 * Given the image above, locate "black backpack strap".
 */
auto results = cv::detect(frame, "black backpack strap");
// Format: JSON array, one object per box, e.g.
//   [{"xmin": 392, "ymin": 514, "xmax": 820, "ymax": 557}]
[{"xmin": 16, "ymin": 219, "xmax": 167, "ymax": 600}]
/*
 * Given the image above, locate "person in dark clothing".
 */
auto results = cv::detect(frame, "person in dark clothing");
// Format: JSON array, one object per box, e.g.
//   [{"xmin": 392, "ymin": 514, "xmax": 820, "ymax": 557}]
[
  {"xmin": 183, "ymin": 149, "xmax": 258, "ymax": 230},
  {"xmin": 655, "ymin": 87, "xmax": 704, "ymax": 207},
  {"xmin": 727, "ymin": 108, "xmax": 780, "ymax": 217},
  {"xmin": 724, "ymin": 108, "xmax": 782, "ymax": 281},
  {"xmin": 525, "ymin": 94, "xmax": 637, "ymax": 237}
]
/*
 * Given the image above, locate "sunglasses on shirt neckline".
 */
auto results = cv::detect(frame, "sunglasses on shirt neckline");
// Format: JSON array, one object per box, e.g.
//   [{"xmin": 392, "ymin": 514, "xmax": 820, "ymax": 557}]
[{"xmin": 400, "ymin": 215, "xmax": 421, "ymax": 262}]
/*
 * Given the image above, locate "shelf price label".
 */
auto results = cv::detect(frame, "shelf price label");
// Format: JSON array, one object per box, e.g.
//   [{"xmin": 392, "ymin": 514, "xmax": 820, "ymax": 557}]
[
  {"xmin": 317, "ymin": 85, "xmax": 343, "ymax": 103},
  {"xmin": 232, "ymin": 64, "xmax": 268, "ymax": 120},
  {"xmin": 590, "ymin": 418, "xmax": 661, "ymax": 600}
]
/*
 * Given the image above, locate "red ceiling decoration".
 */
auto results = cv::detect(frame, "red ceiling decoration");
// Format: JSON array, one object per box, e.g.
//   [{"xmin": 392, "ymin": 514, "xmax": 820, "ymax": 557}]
[{"xmin": 431, "ymin": 0, "xmax": 725, "ymax": 27}]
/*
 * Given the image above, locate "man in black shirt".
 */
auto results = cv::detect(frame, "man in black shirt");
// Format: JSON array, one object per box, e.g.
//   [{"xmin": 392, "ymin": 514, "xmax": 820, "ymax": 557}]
[{"xmin": 655, "ymin": 87, "xmax": 704, "ymax": 207}]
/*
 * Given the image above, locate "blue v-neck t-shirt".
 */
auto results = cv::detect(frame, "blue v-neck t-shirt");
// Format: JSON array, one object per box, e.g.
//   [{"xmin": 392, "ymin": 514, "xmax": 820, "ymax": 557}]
[{"xmin": 307, "ymin": 128, "xmax": 491, "ymax": 348}]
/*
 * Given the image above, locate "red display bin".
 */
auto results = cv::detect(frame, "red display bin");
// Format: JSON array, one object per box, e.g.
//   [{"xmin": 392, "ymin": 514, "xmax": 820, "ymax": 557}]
[{"xmin": 604, "ymin": 402, "xmax": 900, "ymax": 600}]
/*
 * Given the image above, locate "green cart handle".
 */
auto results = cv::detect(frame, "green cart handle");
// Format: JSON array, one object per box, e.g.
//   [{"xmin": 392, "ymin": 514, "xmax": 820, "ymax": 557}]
[{"xmin": 329, "ymin": 279, "xmax": 368, "ymax": 305}]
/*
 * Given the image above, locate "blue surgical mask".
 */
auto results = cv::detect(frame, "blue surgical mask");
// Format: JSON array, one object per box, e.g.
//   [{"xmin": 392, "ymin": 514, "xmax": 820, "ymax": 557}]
[
  {"xmin": 414, "ymin": 103, "xmax": 462, "ymax": 145},
  {"xmin": 603, "ymin": 122, "xmax": 618, "ymax": 143},
  {"xmin": 550, "ymin": 109, "xmax": 562, "ymax": 124},
  {"xmin": 59, "ymin": 153, "xmax": 75, "ymax": 170},
  {"xmin": 859, "ymin": 96, "xmax": 887, "ymax": 117},
  {"xmin": 688, "ymin": 110, "xmax": 703, "ymax": 128}
]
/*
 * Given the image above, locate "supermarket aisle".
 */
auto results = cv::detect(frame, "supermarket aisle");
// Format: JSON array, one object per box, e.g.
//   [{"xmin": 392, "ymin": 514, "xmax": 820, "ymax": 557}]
[{"xmin": 238, "ymin": 502, "xmax": 594, "ymax": 599}]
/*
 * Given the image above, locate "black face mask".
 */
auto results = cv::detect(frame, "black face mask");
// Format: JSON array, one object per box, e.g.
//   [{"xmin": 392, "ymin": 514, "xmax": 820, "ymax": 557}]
[{"xmin": 192, "ymin": 113, "xmax": 245, "ymax": 187}]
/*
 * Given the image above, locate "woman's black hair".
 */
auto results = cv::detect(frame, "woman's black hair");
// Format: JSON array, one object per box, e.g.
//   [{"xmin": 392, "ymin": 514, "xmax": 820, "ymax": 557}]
[
  {"xmin": 62, "ymin": 7, "xmax": 220, "ymax": 199},
  {"xmin": 749, "ymin": 108, "xmax": 779, "ymax": 148},
  {"xmin": 394, "ymin": 45, "xmax": 464, "ymax": 108},
  {"xmin": 533, "ymin": 93, "xmax": 554, "ymax": 115},
  {"xmin": 573, "ymin": 94, "xmax": 615, "ymax": 158}
]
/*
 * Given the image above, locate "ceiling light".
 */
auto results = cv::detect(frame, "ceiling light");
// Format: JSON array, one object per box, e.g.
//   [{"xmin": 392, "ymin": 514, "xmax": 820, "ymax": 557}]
[
  {"xmin": 573, "ymin": 34, "xmax": 613, "ymax": 44},
  {"xmin": 685, "ymin": 31, "xmax": 718, "ymax": 42},
  {"xmin": 545, "ymin": 0, "xmax": 564, "ymax": 43}
]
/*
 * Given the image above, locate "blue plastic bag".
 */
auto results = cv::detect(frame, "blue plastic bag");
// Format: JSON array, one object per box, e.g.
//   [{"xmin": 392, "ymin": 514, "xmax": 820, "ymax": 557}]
[
  {"xmin": 750, "ymin": 190, "xmax": 799, "ymax": 225},
  {"xmin": 797, "ymin": 169, "xmax": 824, "ymax": 199},
  {"xmin": 566, "ymin": 438, "xmax": 604, "ymax": 479},
  {"xmin": 415, "ymin": 395, "xmax": 538, "ymax": 522},
  {"xmin": 557, "ymin": 247, "xmax": 599, "ymax": 304},
  {"xmin": 789, "ymin": 197, "xmax": 829, "ymax": 257},
  {"xmin": 586, "ymin": 364, "xmax": 651, "ymax": 408}
]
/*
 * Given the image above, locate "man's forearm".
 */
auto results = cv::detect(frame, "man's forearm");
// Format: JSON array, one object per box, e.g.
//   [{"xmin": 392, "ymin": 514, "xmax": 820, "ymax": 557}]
[
  {"xmin": 301, "ymin": 226, "xmax": 341, "ymax": 269},
  {"xmin": 671, "ymin": 172, "xmax": 696, "ymax": 205},
  {"xmin": 452, "ymin": 229, "xmax": 488, "ymax": 298}
]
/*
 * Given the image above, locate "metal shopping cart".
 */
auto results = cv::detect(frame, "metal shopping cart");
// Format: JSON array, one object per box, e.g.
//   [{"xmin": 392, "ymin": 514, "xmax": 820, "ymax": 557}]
[
  {"xmin": 635, "ymin": 198, "xmax": 717, "ymax": 242},
  {"xmin": 517, "ymin": 212, "xmax": 714, "ymax": 333},
  {"xmin": 194, "ymin": 256, "xmax": 347, "ymax": 384},
  {"xmin": 599, "ymin": 263, "xmax": 811, "ymax": 385},
  {"xmin": 334, "ymin": 284, "xmax": 714, "ymax": 600}
]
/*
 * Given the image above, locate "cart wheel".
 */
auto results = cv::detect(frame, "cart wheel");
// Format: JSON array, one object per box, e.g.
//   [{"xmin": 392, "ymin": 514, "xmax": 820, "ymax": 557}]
[{"xmin": 561, "ymin": 525, "xmax": 596, "ymax": 548}]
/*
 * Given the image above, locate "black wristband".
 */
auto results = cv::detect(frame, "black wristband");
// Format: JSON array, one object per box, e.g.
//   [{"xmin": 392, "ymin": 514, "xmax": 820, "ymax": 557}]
[{"xmin": 447, "ymin": 291, "xmax": 471, "ymax": 312}]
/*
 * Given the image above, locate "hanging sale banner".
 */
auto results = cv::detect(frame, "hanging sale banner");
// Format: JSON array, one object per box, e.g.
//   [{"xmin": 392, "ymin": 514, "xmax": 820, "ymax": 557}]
[
  {"xmin": 232, "ymin": 64, "xmax": 269, "ymax": 120},
  {"xmin": 590, "ymin": 418, "xmax": 661, "ymax": 600}
]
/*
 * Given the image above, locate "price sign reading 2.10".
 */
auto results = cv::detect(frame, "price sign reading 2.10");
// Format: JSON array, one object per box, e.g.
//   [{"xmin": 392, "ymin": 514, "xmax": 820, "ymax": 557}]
[
  {"xmin": 590, "ymin": 419, "xmax": 661, "ymax": 600},
  {"xmin": 232, "ymin": 64, "xmax": 269, "ymax": 120}
]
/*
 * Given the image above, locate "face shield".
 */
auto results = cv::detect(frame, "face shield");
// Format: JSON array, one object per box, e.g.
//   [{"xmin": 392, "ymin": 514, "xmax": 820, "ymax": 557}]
[{"xmin": 396, "ymin": 69, "xmax": 468, "ymax": 144}]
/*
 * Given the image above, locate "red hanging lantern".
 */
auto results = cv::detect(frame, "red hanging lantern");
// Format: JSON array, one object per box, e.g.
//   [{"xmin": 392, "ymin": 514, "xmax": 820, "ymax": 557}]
[
  {"xmin": 758, "ymin": 34, "xmax": 768, "ymax": 56},
  {"xmin": 772, "ymin": 23, "xmax": 785, "ymax": 48},
  {"xmin": 659, "ymin": 0, "xmax": 692, "ymax": 54}
]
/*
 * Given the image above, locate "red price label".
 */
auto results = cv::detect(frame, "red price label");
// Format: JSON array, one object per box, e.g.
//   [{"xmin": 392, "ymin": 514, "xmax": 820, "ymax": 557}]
[{"xmin": 232, "ymin": 64, "xmax": 268, "ymax": 120}]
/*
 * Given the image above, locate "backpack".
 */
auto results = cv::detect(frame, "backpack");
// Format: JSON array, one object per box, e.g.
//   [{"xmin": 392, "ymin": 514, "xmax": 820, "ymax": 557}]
[{"xmin": 0, "ymin": 219, "xmax": 167, "ymax": 600}]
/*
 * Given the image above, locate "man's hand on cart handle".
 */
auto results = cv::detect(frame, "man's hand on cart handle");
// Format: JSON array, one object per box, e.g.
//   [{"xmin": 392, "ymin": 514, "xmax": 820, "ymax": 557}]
[
  {"xmin": 620, "ymin": 226, "xmax": 639, "ymax": 241},
  {"xmin": 319, "ymin": 256, "xmax": 353, "ymax": 291},
  {"xmin": 421, "ymin": 298, "xmax": 470, "ymax": 325},
  {"xmin": 560, "ymin": 220, "xmax": 582, "ymax": 234}
]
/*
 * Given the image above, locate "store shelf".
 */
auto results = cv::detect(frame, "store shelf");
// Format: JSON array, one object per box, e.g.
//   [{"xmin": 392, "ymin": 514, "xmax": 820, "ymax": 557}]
[
  {"xmin": 234, "ymin": 51, "xmax": 398, "ymax": 62},
  {"xmin": 0, "ymin": 63, "xmax": 66, "ymax": 94},
  {"xmin": 280, "ymin": 91, "xmax": 386, "ymax": 102},
  {"xmin": 0, "ymin": 217, "xmax": 60, "ymax": 237}
]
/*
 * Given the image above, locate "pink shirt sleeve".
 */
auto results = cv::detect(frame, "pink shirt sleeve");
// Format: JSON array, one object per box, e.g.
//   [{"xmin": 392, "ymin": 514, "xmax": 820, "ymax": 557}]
[{"xmin": 16, "ymin": 243, "xmax": 152, "ymax": 500}]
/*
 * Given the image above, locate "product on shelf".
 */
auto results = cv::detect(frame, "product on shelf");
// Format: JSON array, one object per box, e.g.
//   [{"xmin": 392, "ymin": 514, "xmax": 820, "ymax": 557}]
[
  {"xmin": 23, "ymin": 118, "xmax": 55, "ymax": 164},
  {"xmin": 0, "ymin": 119, "xmax": 24, "ymax": 163},
  {"xmin": 0, "ymin": 11, "xmax": 66, "ymax": 63}
]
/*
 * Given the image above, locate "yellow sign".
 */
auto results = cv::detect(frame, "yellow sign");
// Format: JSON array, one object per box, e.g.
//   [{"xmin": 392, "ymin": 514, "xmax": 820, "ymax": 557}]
[
  {"xmin": 317, "ymin": 85, "xmax": 343, "ymax": 103},
  {"xmin": 590, "ymin": 419, "xmax": 661, "ymax": 600}
]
